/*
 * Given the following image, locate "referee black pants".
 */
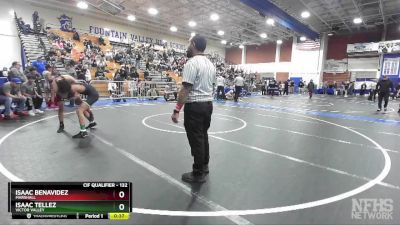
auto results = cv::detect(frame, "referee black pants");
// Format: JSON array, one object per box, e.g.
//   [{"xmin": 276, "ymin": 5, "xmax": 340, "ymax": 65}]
[
  {"xmin": 234, "ymin": 86, "xmax": 242, "ymax": 102},
  {"xmin": 184, "ymin": 102, "xmax": 213, "ymax": 171},
  {"xmin": 378, "ymin": 92, "xmax": 389, "ymax": 109}
]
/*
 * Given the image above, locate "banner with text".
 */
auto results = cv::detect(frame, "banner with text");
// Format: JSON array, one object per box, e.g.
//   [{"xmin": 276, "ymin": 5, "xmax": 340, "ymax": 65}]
[{"xmin": 89, "ymin": 26, "xmax": 186, "ymax": 52}]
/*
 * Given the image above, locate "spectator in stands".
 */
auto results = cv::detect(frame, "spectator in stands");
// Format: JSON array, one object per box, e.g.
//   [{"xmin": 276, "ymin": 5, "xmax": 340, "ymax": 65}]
[
  {"xmin": 99, "ymin": 36, "xmax": 106, "ymax": 46},
  {"xmin": 144, "ymin": 69, "xmax": 150, "ymax": 80},
  {"xmin": 82, "ymin": 56, "xmax": 91, "ymax": 69},
  {"xmin": 0, "ymin": 67, "xmax": 8, "ymax": 77},
  {"xmin": 9, "ymin": 61, "xmax": 27, "ymax": 82},
  {"xmin": 84, "ymin": 65, "xmax": 91, "ymax": 82},
  {"xmin": 0, "ymin": 78, "xmax": 27, "ymax": 119},
  {"xmin": 105, "ymin": 50, "xmax": 113, "ymax": 61},
  {"xmin": 32, "ymin": 11, "xmax": 41, "ymax": 33},
  {"xmin": 64, "ymin": 39, "xmax": 73, "ymax": 53},
  {"xmin": 308, "ymin": 79, "xmax": 315, "ymax": 99},
  {"xmin": 95, "ymin": 68, "xmax": 106, "ymax": 80},
  {"xmin": 135, "ymin": 53, "xmax": 142, "ymax": 69},
  {"xmin": 22, "ymin": 75, "xmax": 44, "ymax": 116},
  {"xmin": 145, "ymin": 60, "xmax": 150, "ymax": 71},
  {"xmin": 72, "ymin": 28, "xmax": 80, "ymax": 41},
  {"xmin": 32, "ymin": 57, "xmax": 47, "ymax": 75},
  {"xmin": 76, "ymin": 64, "xmax": 86, "ymax": 81}
]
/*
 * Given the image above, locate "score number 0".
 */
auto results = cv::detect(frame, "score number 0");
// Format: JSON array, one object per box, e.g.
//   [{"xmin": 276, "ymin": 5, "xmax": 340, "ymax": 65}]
[
  {"xmin": 118, "ymin": 191, "xmax": 125, "ymax": 210},
  {"xmin": 117, "ymin": 183, "xmax": 128, "ymax": 211}
]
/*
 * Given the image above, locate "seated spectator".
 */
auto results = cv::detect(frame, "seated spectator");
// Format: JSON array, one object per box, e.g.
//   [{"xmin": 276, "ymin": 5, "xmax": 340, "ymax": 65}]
[
  {"xmin": 84, "ymin": 65, "xmax": 92, "ymax": 82},
  {"xmin": 99, "ymin": 36, "xmax": 106, "ymax": 46},
  {"xmin": 144, "ymin": 69, "xmax": 150, "ymax": 80},
  {"xmin": 72, "ymin": 28, "xmax": 80, "ymax": 41},
  {"xmin": 119, "ymin": 67, "xmax": 128, "ymax": 80},
  {"xmin": 130, "ymin": 68, "xmax": 139, "ymax": 79},
  {"xmin": 164, "ymin": 83, "xmax": 177, "ymax": 101},
  {"xmin": 31, "ymin": 57, "xmax": 47, "ymax": 75},
  {"xmin": 95, "ymin": 68, "xmax": 106, "ymax": 80},
  {"xmin": 22, "ymin": 75, "xmax": 44, "ymax": 116},
  {"xmin": 76, "ymin": 64, "xmax": 86, "ymax": 81},
  {"xmin": 9, "ymin": 61, "xmax": 27, "ymax": 82},
  {"xmin": 135, "ymin": 53, "xmax": 141, "ymax": 69},
  {"xmin": 0, "ymin": 67, "xmax": 7, "ymax": 77},
  {"xmin": 146, "ymin": 86, "xmax": 159, "ymax": 100},
  {"xmin": 105, "ymin": 50, "xmax": 113, "ymax": 61},
  {"xmin": 97, "ymin": 58, "xmax": 107, "ymax": 70},
  {"xmin": 0, "ymin": 78, "xmax": 28, "ymax": 119},
  {"xmin": 64, "ymin": 40, "xmax": 73, "ymax": 53}
]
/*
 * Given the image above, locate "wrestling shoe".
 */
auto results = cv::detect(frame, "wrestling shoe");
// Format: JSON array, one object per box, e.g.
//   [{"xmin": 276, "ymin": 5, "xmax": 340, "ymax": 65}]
[
  {"xmin": 181, "ymin": 171, "xmax": 206, "ymax": 183},
  {"xmin": 35, "ymin": 109, "xmax": 44, "ymax": 114},
  {"xmin": 57, "ymin": 124, "xmax": 64, "ymax": 133},
  {"xmin": 377, "ymin": 108, "xmax": 381, "ymax": 112},
  {"xmin": 72, "ymin": 131, "xmax": 88, "ymax": 139},
  {"xmin": 384, "ymin": 108, "xmax": 387, "ymax": 112},
  {"xmin": 28, "ymin": 110, "xmax": 35, "ymax": 116},
  {"xmin": 86, "ymin": 122, "xmax": 97, "ymax": 129}
]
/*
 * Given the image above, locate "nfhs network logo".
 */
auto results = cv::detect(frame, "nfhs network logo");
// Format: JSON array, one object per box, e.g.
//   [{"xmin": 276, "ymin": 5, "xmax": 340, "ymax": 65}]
[{"xmin": 352, "ymin": 198, "xmax": 393, "ymax": 220}]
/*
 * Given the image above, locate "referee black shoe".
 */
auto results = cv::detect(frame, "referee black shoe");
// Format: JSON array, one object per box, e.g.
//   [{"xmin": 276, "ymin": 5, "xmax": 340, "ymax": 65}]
[
  {"xmin": 182, "ymin": 172, "xmax": 206, "ymax": 183},
  {"xmin": 72, "ymin": 131, "xmax": 88, "ymax": 139},
  {"xmin": 86, "ymin": 122, "xmax": 97, "ymax": 129}
]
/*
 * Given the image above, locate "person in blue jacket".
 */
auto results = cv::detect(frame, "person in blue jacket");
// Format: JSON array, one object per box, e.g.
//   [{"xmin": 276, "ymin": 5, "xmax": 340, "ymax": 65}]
[{"xmin": 31, "ymin": 57, "xmax": 47, "ymax": 75}]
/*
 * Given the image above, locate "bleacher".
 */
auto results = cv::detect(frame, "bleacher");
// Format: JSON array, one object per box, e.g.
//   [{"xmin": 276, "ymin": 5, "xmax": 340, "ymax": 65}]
[
  {"xmin": 14, "ymin": 14, "xmax": 69, "ymax": 75},
  {"xmin": 12, "ymin": 11, "xmax": 187, "ymax": 101}
]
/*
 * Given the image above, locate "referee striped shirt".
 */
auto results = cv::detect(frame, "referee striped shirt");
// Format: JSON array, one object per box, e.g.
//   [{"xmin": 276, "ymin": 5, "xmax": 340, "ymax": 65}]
[{"xmin": 182, "ymin": 55, "xmax": 216, "ymax": 103}]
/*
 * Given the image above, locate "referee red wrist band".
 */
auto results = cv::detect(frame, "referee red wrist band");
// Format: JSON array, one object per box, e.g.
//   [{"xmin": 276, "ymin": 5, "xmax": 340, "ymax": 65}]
[{"xmin": 175, "ymin": 103, "xmax": 183, "ymax": 112}]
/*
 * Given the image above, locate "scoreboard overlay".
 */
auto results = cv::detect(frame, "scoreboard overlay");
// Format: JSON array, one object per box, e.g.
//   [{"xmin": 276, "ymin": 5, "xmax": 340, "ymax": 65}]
[{"xmin": 8, "ymin": 182, "xmax": 132, "ymax": 220}]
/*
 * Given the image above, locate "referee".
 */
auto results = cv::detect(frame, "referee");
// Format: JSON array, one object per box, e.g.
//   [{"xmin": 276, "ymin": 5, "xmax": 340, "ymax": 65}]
[{"xmin": 171, "ymin": 34, "xmax": 216, "ymax": 183}]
